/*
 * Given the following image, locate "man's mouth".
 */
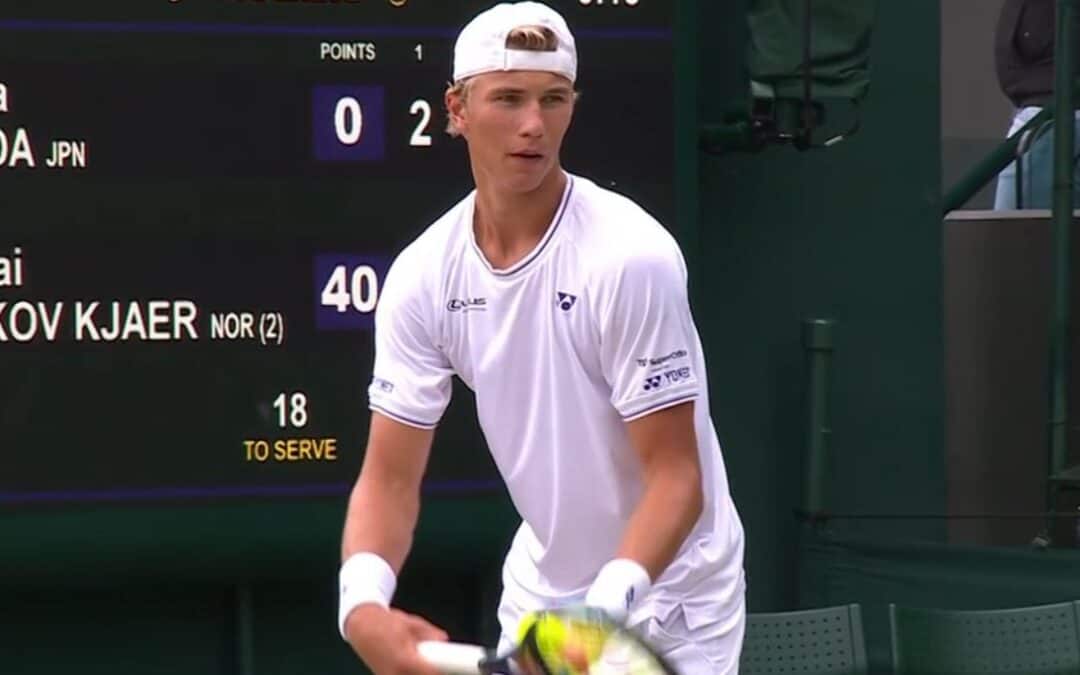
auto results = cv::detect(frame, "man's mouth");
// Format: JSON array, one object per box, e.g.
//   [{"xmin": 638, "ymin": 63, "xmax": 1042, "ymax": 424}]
[{"xmin": 510, "ymin": 151, "xmax": 544, "ymax": 160}]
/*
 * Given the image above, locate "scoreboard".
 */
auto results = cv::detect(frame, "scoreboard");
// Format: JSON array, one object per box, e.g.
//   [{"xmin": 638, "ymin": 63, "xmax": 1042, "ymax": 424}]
[{"xmin": 0, "ymin": 0, "xmax": 677, "ymax": 507}]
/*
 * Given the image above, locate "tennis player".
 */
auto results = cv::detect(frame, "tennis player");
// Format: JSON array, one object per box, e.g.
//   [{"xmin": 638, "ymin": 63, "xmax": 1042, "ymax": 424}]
[{"xmin": 338, "ymin": 3, "xmax": 746, "ymax": 673}]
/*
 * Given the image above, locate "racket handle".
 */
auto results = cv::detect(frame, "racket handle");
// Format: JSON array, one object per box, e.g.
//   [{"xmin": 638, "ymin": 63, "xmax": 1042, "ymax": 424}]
[{"xmin": 417, "ymin": 641, "xmax": 487, "ymax": 674}]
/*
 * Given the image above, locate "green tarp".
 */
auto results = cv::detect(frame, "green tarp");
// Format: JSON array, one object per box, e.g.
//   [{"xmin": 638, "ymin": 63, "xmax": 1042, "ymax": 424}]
[{"xmin": 747, "ymin": 0, "xmax": 877, "ymax": 101}]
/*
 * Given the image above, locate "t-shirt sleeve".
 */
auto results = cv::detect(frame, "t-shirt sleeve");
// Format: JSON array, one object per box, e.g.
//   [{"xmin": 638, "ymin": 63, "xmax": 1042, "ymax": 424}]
[
  {"xmin": 599, "ymin": 246, "xmax": 700, "ymax": 421},
  {"xmin": 367, "ymin": 255, "xmax": 453, "ymax": 429}
]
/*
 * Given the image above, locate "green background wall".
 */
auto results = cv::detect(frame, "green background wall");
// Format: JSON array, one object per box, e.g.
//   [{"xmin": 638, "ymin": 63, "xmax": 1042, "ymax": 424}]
[
  {"xmin": 1, "ymin": 498, "xmax": 517, "ymax": 673},
  {"xmin": 1, "ymin": 1, "xmax": 953, "ymax": 673},
  {"xmin": 697, "ymin": 0, "xmax": 945, "ymax": 613}
]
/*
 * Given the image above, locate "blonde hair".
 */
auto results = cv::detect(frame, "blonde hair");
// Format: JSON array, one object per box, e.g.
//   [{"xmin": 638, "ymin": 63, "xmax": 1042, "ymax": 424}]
[
  {"xmin": 505, "ymin": 25, "xmax": 559, "ymax": 52},
  {"xmin": 445, "ymin": 25, "xmax": 571, "ymax": 137}
]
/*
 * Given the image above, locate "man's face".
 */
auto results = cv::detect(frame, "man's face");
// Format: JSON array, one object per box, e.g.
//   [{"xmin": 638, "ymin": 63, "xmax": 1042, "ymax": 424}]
[{"xmin": 449, "ymin": 70, "xmax": 575, "ymax": 194}]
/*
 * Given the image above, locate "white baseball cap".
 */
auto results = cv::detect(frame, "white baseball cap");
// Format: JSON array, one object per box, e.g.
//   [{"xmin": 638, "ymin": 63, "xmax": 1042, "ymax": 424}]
[{"xmin": 452, "ymin": 2, "xmax": 578, "ymax": 84}]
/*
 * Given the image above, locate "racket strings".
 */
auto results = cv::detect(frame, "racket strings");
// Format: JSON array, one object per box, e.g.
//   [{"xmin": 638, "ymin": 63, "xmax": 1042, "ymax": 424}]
[{"xmin": 524, "ymin": 612, "xmax": 673, "ymax": 675}]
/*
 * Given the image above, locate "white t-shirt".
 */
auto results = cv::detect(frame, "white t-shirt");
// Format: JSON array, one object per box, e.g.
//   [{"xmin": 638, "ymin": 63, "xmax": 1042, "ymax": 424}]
[{"xmin": 368, "ymin": 173, "xmax": 745, "ymax": 629}]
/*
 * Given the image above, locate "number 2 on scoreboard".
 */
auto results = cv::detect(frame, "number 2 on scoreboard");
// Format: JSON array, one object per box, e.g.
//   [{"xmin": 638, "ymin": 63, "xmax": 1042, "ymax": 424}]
[{"xmin": 410, "ymin": 99, "xmax": 433, "ymax": 147}]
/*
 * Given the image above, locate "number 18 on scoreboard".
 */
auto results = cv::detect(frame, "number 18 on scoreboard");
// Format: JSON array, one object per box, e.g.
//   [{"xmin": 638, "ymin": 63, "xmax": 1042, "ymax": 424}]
[{"xmin": 314, "ymin": 254, "xmax": 390, "ymax": 331}]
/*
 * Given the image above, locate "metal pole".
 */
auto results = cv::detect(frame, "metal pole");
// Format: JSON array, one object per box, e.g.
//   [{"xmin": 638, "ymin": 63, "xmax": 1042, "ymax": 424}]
[
  {"xmin": 797, "ymin": 318, "xmax": 834, "ymax": 606},
  {"xmin": 802, "ymin": 319, "xmax": 834, "ymax": 517},
  {"xmin": 235, "ymin": 584, "xmax": 255, "ymax": 675},
  {"xmin": 1048, "ymin": 0, "xmax": 1075, "ymax": 496},
  {"xmin": 676, "ymin": 0, "xmax": 700, "ymax": 286},
  {"xmin": 943, "ymin": 108, "xmax": 1053, "ymax": 214}
]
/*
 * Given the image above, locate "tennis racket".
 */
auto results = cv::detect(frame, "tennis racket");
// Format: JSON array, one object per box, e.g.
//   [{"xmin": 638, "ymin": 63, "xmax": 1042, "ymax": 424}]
[{"xmin": 417, "ymin": 608, "xmax": 678, "ymax": 674}]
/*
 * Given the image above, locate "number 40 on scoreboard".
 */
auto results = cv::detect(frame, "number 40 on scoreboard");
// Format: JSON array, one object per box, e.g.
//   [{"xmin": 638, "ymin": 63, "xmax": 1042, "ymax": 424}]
[{"xmin": 313, "ymin": 254, "xmax": 390, "ymax": 331}]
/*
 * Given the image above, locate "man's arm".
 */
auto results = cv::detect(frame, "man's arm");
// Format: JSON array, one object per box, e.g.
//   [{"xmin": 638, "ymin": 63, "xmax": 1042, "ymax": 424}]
[
  {"xmin": 341, "ymin": 412, "xmax": 435, "ymax": 571},
  {"xmin": 339, "ymin": 412, "xmax": 447, "ymax": 675},
  {"xmin": 583, "ymin": 401, "xmax": 704, "ymax": 621},
  {"xmin": 617, "ymin": 401, "xmax": 703, "ymax": 580},
  {"xmin": 589, "ymin": 237, "xmax": 706, "ymax": 621},
  {"xmin": 340, "ymin": 242, "xmax": 452, "ymax": 673}
]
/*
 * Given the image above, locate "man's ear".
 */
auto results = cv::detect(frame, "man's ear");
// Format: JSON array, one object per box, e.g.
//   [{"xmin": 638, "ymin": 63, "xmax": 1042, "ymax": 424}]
[{"xmin": 445, "ymin": 89, "xmax": 467, "ymax": 136}]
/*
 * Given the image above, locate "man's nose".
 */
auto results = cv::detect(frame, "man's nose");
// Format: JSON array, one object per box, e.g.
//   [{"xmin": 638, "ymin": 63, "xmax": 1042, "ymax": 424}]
[{"xmin": 519, "ymin": 100, "xmax": 545, "ymax": 138}]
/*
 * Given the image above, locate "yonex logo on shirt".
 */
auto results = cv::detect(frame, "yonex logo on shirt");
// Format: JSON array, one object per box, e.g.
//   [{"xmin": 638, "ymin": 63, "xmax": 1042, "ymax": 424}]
[
  {"xmin": 556, "ymin": 292, "xmax": 577, "ymax": 311},
  {"xmin": 642, "ymin": 367, "xmax": 692, "ymax": 392},
  {"xmin": 665, "ymin": 366, "xmax": 692, "ymax": 383}
]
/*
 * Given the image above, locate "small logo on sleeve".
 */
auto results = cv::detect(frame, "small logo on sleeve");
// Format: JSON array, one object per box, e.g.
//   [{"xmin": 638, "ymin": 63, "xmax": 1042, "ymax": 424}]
[
  {"xmin": 372, "ymin": 377, "xmax": 395, "ymax": 393},
  {"xmin": 635, "ymin": 349, "xmax": 689, "ymax": 369},
  {"xmin": 641, "ymin": 367, "xmax": 692, "ymax": 392},
  {"xmin": 556, "ymin": 292, "xmax": 577, "ymax": 311},
  {"xmin": 649, "ymin": 349, "xmax": 687, "ymax": 367}
]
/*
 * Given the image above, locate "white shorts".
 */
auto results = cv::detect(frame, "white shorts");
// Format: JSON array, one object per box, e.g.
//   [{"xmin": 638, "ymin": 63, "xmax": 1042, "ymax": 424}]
[
  {"xmin": 496, "ymin": 579, "xmax": 746, "ymax": 674},
  {"xmin": 635, "ymin": 602, "xmax": 745, "ymax": 675}
]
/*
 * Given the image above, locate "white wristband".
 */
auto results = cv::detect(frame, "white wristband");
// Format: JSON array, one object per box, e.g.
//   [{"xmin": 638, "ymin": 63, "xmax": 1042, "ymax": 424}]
[
  {"xmin": 338, "ymin": 552, "xmax": 397, "ymax": 640},
  {"xmin": 584, "ymin": 558, "xmax": 652, "ymax": 624}
]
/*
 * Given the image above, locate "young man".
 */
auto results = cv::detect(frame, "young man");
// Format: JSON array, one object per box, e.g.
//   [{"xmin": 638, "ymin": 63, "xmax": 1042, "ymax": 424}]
[{"xmin": 338, "ymin": 3, "xmax": 746, "ymax": 673}]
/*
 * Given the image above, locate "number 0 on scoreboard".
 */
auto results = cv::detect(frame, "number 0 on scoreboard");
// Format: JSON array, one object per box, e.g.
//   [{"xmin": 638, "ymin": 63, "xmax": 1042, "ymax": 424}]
[{"xmin": 312, "ymin": 85, "xmax": 386, "ymax": 162}]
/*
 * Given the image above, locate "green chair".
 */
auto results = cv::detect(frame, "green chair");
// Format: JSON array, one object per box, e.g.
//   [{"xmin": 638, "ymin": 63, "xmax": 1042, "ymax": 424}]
[
  {"xmin": 889, "ymin": 601, "xmax": 1080, "ymax": 674},
  {"xmin": 740, "ymin": 604, "xmax": 868, "ymax": 674}
]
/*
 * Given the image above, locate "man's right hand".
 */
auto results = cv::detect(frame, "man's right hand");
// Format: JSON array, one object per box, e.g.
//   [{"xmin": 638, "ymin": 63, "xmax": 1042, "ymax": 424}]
[{"xmin": 345, "ymin": 604, "xmax": 449, "ymax": 675}]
